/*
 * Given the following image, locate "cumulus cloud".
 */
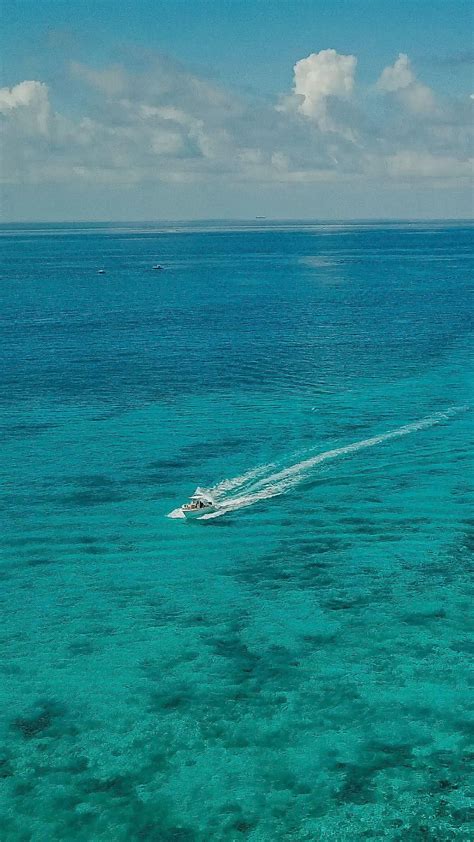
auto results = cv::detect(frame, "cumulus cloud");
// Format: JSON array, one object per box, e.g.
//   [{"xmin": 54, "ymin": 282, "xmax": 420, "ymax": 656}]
[
  {"xmin": 0, "ymin": 51, "xmax": 472, "ymax": 190},
  {"xmin": 377, "ymin": 53, "xmax": 437, "ymax": 115},
  {"xmin": 0, "ymin": 80, "xmax": 60, "ymax": 183},
  {"xmin": 0, "ymin": 80, "xmax": 52, "ymax": 135},
  {"xmin": 279, "ymin": 49, "xmax": 357, "ymax": 132},
  {"xmin": 377, "ymin": 53, "xmax": 414, "ymax": 92},
  {"xmin": 294, "ymin": 49, "xmax": 356, "ymax": 115}
]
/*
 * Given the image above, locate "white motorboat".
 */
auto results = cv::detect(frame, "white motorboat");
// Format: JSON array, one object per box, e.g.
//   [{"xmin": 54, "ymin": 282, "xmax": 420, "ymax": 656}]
[{"xmin": 181, "ymin": 487, "xmax": 218, "ymax": 519}]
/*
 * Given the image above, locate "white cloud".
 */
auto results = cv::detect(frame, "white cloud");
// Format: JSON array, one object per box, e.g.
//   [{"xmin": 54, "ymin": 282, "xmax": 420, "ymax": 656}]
[
  {"xmin": 0, "ymin": 80, "xmax": 51, "ymax": 135},
  {"xmin": 0, "ymin": 52, "xmax": 472, "ymax": 191},
  {"xmin": 279, "ymin": 49, "xmax": 357, "ymax": 131},
  {"xmin": 377, "ymin": 53, "xmax": 437, "ymax": 115},
  {"xmin": 386, "ymin": 150, "xmax": 473, "ymax": 180},
  {"xmin": 377, "ymin": 53, "xmax": 414, "ymax": 92}
]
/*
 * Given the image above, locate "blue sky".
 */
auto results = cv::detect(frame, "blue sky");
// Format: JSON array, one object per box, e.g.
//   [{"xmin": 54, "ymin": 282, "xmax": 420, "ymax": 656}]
[{"xmin": 1, "ymin": 0, "xmax": 473, "ymax": 220}]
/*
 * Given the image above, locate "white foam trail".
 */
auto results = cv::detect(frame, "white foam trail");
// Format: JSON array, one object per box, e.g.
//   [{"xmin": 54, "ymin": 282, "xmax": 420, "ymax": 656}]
[
  {"xmin": 198, "ymin": 406, "xmax": 466, "ymax": 519},
  {"xmin": 211, "ymin": 463, "xmax": 275, "ymax": 496},
  {"xmin": 199, "ymin": 486, "xmax": 278, "ymax": 519},
  {"xmin": 243, "ymin": 408, "xmax": 459, "ymax": 493},
  {"xmin": 169, "ymin": 406, "xmax": 467, "ymax": 520}
]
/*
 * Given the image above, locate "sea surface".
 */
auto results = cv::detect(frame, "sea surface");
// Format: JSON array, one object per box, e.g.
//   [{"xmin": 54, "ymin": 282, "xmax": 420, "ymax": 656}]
[{"xmin": 0, "ymin": 221, "xmax": 473, "ymax": 841}]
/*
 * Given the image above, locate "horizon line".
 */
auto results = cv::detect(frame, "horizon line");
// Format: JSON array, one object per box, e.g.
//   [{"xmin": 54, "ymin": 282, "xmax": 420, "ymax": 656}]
[{"xmin": 1, "ymin": 216, "xmax": 473, "ymax": 226}]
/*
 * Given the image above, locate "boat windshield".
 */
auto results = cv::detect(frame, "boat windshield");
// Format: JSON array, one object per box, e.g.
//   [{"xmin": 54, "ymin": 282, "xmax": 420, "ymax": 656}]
[{"xmin": 185, "ymin": 497, "xmax": 212, "ymax": 509}]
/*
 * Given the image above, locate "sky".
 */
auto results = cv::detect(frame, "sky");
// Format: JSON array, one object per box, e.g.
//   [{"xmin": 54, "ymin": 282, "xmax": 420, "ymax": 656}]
[{"xmin": 0, "ymin": 0, "xmax": 473, "ymax": 220}]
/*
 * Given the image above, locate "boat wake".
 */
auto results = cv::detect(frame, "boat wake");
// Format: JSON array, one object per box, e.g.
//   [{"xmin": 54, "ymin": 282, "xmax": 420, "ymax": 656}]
[{"xmin": 167, "ymin": 406, "xmax": 467, "ymax": 520}]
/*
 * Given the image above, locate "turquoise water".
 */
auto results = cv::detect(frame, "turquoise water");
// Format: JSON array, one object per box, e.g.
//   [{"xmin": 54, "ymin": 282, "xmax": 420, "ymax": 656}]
[{"xmin": 1, "ymin": 221, "xmax": 473, "ymax": 840}]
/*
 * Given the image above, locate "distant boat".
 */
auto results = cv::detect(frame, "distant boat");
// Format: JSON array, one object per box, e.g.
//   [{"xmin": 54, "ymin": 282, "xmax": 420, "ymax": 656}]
[
  {"xmin": 97, "ymin": 269, "xmax": 106, "ymax": 274},
  {"xmin": 255, "ymin": 216, "xmax": 266, "ymax": 219},
  {"xmin": 152, "ymin": 264, "xmax": 165, "ymax": 271}
]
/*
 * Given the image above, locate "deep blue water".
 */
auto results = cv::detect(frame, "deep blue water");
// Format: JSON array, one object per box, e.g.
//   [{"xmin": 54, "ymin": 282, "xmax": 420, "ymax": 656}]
[{"xmin": 1, "ymin": 221, "xmax": 473, "ymax": 840}]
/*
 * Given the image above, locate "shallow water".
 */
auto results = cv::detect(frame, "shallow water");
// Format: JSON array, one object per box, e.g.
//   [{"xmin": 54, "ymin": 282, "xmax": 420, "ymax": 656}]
[{"xmin": 1, "ymin": 221, "xmax": 473, "ymax": 840}]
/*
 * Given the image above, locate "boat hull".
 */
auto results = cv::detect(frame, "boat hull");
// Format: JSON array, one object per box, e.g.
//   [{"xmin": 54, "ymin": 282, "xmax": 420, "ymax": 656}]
[{"xmin": 182, "ymin": 505, "xmax": 217, "ymax": 519}]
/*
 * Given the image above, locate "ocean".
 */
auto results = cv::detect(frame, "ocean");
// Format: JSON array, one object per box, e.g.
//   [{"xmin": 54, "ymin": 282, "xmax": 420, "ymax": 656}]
[{"xmin": 1, "ymin": 221, "xmax": 473, "ymax": 840}]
